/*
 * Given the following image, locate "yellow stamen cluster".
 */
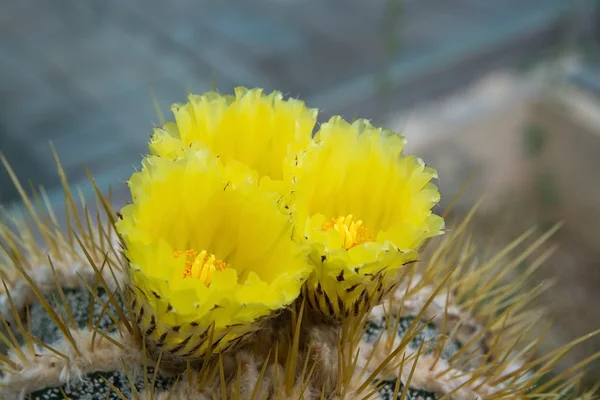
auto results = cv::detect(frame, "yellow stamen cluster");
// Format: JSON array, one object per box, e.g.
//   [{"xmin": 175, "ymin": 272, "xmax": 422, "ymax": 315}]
[
  {"xmin": 321, "ymin": 215, "xmax": 373, "ymax": 250},
  {"xmin": 174, "ymin": 249, "xmax": 229, "ymax": 285},
  {"xmin": 294, "ymin": 116, "xmax": 444, "ymax": 318},
  {"xmin": 117, "ymin": 151, "xmax": 311, "ymax": 359}
]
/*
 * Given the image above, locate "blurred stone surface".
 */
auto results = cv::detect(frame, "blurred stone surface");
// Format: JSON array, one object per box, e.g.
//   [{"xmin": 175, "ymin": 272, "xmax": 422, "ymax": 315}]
[
  {"xmin": 0, "ymin": 0, "xmax": 569, "ymax": 208},
  {"xmin": 392, "ymin": 69, "xmax": 600, "ymax": 385}
]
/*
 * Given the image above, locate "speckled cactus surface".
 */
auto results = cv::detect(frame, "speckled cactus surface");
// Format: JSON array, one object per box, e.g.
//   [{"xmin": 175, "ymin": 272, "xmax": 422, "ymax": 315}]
[{"xmin": 1, "ymin": 87, "xmax": 598, "ymax": 400}]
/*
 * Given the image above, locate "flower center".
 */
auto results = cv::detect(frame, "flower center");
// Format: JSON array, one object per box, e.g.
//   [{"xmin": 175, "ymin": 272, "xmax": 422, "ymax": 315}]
[
  {"xmin": 321, "ymin": 214, "xmax": 373, "ymax": 250},
  {"xmin": 174, "ymin": 249, "xmax": 229, "ymax": 286}
]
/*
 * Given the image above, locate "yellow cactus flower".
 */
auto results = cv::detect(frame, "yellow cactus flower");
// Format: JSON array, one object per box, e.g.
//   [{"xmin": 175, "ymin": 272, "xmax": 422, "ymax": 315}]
[
  {"xmin": 293, "ymin": 117, "xmax": 444, "ymax": 319},
  {"xmin": 116, "ymin": 150, "xmax": 311, "ymax": 360},
  {"xmin": 149, "ymin": 87, "xmax": 318, "ymax": 182}
]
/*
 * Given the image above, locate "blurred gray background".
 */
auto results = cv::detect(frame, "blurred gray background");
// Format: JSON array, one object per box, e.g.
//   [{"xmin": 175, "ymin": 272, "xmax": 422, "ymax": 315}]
[
  {"xmin": 0, "ymin": 0, "xmax": 580, "ymax": 206},
  {"xmin": 2, "ymin": 0, "xmax": 600, "ymax": 391}
]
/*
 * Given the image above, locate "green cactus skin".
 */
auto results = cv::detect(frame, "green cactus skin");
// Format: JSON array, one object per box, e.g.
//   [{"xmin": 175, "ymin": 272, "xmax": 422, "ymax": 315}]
[
  {"xmin": 15, "ymin": 285, "xmax": 178, "ymax": 399},
  {"xmin": 364, "ymin": 315, "xmax": 461, "ymax": 360},
  {"xmin": 18, "ymin": 285, "xmax": 458, "ymax": 399},
  {"xmin": 26, "ymin": 368, "xmax": 177, "ymax": 400},
  {"xmin": 375, "ymin": 378, "xmax": 438, "ymax": 400}
]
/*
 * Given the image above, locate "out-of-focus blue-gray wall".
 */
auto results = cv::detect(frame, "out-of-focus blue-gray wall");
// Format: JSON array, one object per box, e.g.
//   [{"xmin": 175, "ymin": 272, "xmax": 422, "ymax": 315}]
[{"xmin": 0, "ymin": 0, "xmax": 581, "ymax": 207}]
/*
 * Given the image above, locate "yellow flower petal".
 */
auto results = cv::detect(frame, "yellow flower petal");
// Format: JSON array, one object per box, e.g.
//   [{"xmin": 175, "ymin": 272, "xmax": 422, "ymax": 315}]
[
  {"xmin": 293, "ymin": 116, "xmax": 444, "ymax": 319},
  {"xmin": 116, "ymin": 150, "xmax": 311, "ymax": 360},
  {"xmin": 149, "ymin": 87, "xmax": 318, "ymax": 182}
]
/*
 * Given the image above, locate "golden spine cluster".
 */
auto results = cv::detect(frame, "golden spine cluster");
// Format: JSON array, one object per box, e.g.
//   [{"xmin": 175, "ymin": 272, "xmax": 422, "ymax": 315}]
[{"xmin": 0, "ymin": 87, "xmax": 597, "ymax": 399}]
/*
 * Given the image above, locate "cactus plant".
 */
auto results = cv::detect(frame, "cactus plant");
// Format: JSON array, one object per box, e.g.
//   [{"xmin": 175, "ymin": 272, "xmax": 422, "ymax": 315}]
[{"xmin": 0, "ymin": 87, "xmax": 598, "ymax": 400}]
